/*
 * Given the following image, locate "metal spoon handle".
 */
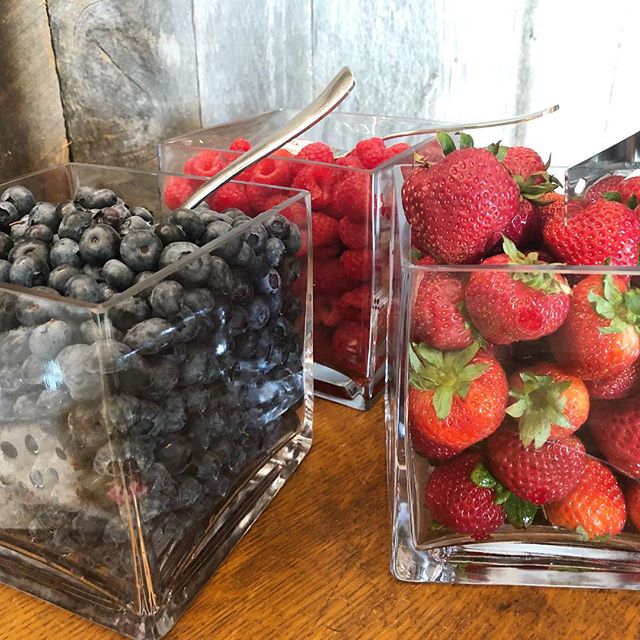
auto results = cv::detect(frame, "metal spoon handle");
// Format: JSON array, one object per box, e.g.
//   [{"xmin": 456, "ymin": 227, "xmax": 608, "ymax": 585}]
[
  {"xmin": 183, "ymin": 67, "xmax": 355, "ymax": 209},
  {"xmin": 379, "ymin": 104, "xmax": 559, "ymax": 142}
]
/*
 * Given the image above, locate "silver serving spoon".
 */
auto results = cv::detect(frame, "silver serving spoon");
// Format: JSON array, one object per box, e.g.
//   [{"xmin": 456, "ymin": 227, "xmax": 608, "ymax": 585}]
[{"xmin": 182, "ymin": 66, "xmax": 355, "ymax": 209}]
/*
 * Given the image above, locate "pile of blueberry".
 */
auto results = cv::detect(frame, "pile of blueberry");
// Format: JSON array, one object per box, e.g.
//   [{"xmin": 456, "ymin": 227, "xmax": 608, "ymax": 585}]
[{"xmin": 0, "ymin": 183, "xmax": 306, "ymax": 583}]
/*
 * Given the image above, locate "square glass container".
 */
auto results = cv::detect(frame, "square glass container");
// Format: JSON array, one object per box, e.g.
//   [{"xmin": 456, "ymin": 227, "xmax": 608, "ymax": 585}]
[
  {"xmin": 159, "ymin": 109, "xmax": 446, "ymax": 410},
  {"xmin": 0, "ymin": 164, "xmax": 313, "ymax": 638},
  {"xmin": 387, "ymin": 163, "xmax": 640, "ymax": 588}
]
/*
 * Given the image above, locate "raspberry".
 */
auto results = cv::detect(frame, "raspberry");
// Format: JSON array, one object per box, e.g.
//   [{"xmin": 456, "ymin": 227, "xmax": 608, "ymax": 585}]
[
  {"xmin": 338, "ymin": 284, "xmax": 371, "ymax": 322},
  {"xmin": 354, "ymin": 137, "xmax": 387, "ymax": 169},
  {"xmin": 502, "ymin": 146, "xmax": 545, "ymax": 182},
  {"xmin": 331, "ymin": 173, "xmax": 370, "ymax": 221},
  {"xmin": 338, "ymin": 216, "xmax": 370, "ymax": 249},
  {"xmin": 251, "ymin": 149, "xmax": 293, "ymax": 187},
  {"xmin": 341, "ymin": 249, "xmax": 373, "ymax": 281},
  {"xmin": 183, "ymin": 150, "xmax": 227, "ymax": 177},
  {"xmin": 296, "ymin": 141, "xmax": 334, "ymax": 165},
  {"xmin": 206, "ymin": 183, "xmax": 249, "ymax": 213},
  {"xmin": 265, "ymin": 195, "xmax": 307, "ymax": 227},
  {"xmin": 314, "ymin": 260, "xmax": 356, "ymax": 295},
  {"xmin": 229, "ymin": 137, "xmax": 251, "ymax": 151},
  {"xmin": 334, "ymin": 154, "xmax": 365, "ymax": 170},
  {"xmin": 292, "ymin": 164, "xmax": 337, "ymax": 211},
  {"xmin": 314, "ymin": 244, "xmax": 341, "ymax": 260},
  {"xmin": 163, "ymin": 176, "xmax": 193, "ymax": 209},
  {"xmin": 331, "ymin": 321, "xmax": 370, "ymax": 373},
  {"xmin": 383, "ymin": 142, "xmax": 411, "ymax": 161},
  {"xmin": 311, "ymin": 212, "xmax": 339, "ymax": 247},
  {"xmin": 315, "ymin": 294, "xmax": 343, "ymax": 327}
]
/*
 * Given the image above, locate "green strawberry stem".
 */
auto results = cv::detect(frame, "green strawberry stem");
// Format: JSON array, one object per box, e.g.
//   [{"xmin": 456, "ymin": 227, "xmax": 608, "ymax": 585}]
[
  {"xmin": 502, "ymin": 236, "xmax": 571, "ymax": 295},
  {"xmin": 513, "ymin": 172, "xmax": 562, "ymax": 201},
  {"xmin": 409, "ymin": 342, "xmax": 489, "ymax": 420},
  {"xmin": 587, "ymin": 274, "xmax": 640, "ymax": 335},
  {"xmin": 603, "ymin": 191, "xmax": 639, "ymax": 210},
  {"xmin": 506, "ymin": 372, "xmax": 574, "ymax": 448},
  {"xmin": 486, "ymin": 141, "xmax": 509, "ymax": 162},
  {"xmin": 471, "ymin": 463, "xmax": 538, "ymax": 528},
  {"xmin": 437, "ymin": 131, "xmax": 475, "ymax": 156}
]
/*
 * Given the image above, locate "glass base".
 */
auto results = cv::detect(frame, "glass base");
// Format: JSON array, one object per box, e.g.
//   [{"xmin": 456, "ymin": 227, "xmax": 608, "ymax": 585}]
[{"xmin": 313, "ymin": 363, "xmax": 384, "ymax": 411}]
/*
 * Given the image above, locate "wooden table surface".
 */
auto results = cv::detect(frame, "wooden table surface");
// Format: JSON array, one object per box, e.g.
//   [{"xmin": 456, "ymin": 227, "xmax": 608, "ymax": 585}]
[{"xmin": 0, "ymin": 399, "xmax": 634, "ymax": 639}]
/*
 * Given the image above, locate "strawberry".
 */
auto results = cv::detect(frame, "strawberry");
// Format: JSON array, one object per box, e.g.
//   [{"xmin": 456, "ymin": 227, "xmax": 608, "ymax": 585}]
[
  {"xmin": 586, "ymin": 362, "xmax": 640, "ymax": 400},
  {"xmin": 543, "ymin": 199, "xmax": 640, "ymax": 266},
  {"xmin": 618, "ymin": 176, "xmax": 640, "ymax": 208},
  {"xmin": 410, "ymin": 423, "xmax": 462, "ymax": 461},
  {"xmin": 425, "ymin": 452, "xmax": 506, "ymax": 539},
  {"xmin": 499, "ymin": 199, "xmax": 543, "ymax": 249},
  {"xmin": 311, "ymin": 212, "xmax": 339, "ymax": 247},
  {"xmin": 506, "ymin": 363, "xmax": 589, "ymax": 447},
  {"xmin": 331, "ymin": 321, "xmax": 369, "ymax": 373},
  {"xmin": 583, "ymin": 174, "xmax": 623, "ymax": 204},
  {"xmin": 402, "ymin": 139, "xmax": 520, "ymax": 264},
  {"xmin": 487, "ymin": 426, "xmax": 586, "ymax": 505},
  {"xmin": 545, "ymin": 458, "xmax": 626, "ymax": 539},
  {"xmin": 465, "ymin": 238, "xmax": 570, "ymax": 345},
  {"xmin": 412, "ymin": 271, "xmax": 474, "ymax": 350},
  {"xmin": 340, "ymin": 249, "xmax": 372, "ymax": 282},
  {"xmin": 502, "ymin": 146, "xmax": 546, "ymax": 183},
  {"xmin": 408, "ymin": 343, "xmax": 508, "ymax": 449},
  {"xmin": 338, "ymin": 216, "xmax": 370, "ymax": 250},
  {"xmin": 550, "ymin": 274, "xmax": 640, "ymax": 380},
  {"xmin": 625, "ymin": 482, "xmax": 640, "ymax": 531},
  {"xmin": 589, "ymin": 397, "xmax": 640, "ymax": 478}
]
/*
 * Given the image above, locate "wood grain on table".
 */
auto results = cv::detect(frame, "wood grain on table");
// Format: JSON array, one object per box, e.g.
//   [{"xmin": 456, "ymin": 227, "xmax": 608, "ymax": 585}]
[{"xmin": 0, "ymin": 399, "xmax": 632, "ymax": 639}]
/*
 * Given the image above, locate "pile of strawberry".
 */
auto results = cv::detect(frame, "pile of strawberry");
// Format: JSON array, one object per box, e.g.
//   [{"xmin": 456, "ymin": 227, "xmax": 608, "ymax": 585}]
[
  {"xmin": 164, "ymin": 136, "xmax": 411, "ymax": 376},
  {"xmin": 402, "ymin": 132, "xmax": 640, "ymax": 541}
]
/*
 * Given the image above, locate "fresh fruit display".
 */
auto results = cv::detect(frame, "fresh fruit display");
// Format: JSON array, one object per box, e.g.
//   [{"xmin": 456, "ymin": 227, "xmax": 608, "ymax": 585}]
[
  {"xmin": 163, "ymin": 130, "xmax": 413, "ymax": 409},
  {"xmin": 0, "ymin": 176, "xmax": 308, "ymax": 613},
  {"xmin": 397, "ymin": 131, "xmax": 640, "ymax": 546}
]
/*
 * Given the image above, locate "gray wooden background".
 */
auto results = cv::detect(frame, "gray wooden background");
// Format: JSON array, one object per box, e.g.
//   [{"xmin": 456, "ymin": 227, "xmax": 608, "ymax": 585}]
[{"xmin": 1, "ymin": 0, "xmax": 638, "ymax": 181}]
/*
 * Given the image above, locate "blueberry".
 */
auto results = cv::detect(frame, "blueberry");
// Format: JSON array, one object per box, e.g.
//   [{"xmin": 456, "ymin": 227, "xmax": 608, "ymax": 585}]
[
  {"xmin": 0, "ymin": 327, "xmax": 30, "ymax": 364},
  {"xmin": 284, "ymin": 223, "xmax": 302, "ymax": 254},
  {"xmin": 124, "ymin": 318, "xmax": 175, "ymax": 354},
  {"xmin": 64, "ymin": 274, "xmax": 102, "ymax": 303},
  {"xmin": 79, "ymin": 224, "xmax": 120, "ymax": 265},
  {"xmin": 159, "ymin": 242, "xmax": 211, "ymax": 286},
  {"xmin": 102, "ymin": 259, "xmax": 134, "ymax": 291},
  {"xmin": 98, "ymin": 282, "xmax": 116, "ymax": 300},
  {"xmin": 173, "ymin": 306, "xmax": 201, "ymax": 342},
  {"xmin": 48, "ymin": 265, "xmax": 81, "ymax": 293},
  {"xmin": 264, "ymin": 213, "xmax": 290, "ymax": 239},
  {"xmin": 167, "ymin": 208, "xmax": 205, "ymax": 243},
  {"xmin": 20, "ymin": 354, "xmax": 47, "ymax": 386},
  {"xmin": 130, "ymin": 206, "xmax": 153, "ymax": 222},
  {"xmin": 94, "ymin": 205, "xmax": 130, "ymax": 230},
  {"xmin": 75, "ymin": 187, "xmax": 117, "ymax": 209},
  {"xmin": 201, "ymin": 221, "xmax": 238, "ymax": 260},
  {"xmin": 227, "ymin": 305, "xmax": 248, "ymax": 336},
  {"xmin": 154, "ymin": 222, "xmax": 186, "ymax": 246},
  {"xmin": 36, "ymin": 388, "xmax": 71, "ymax": 416},
  {"xmin": 132, "ymin": 271, "xmax": 155, "ymax": 298},
  {"xmin": 0, "ymin": 201, "xmax": 19, "ymax": 232},
  {"xmin": 58, "ymin": 210, "xmax": 93, "ymax": 242},
  {"xmin": 56, "ymin": 200, "xmax": 84, "ymax": 218},
  {"xmin": 57, "ymin": 344, "xmax": 102, "ymax": 401},
  {"xmin": 25, "ymin": 224, "xmax": 54, "ymax": 244},
  {"xmin": 229, "ymin": 241, "xmax": 255, "ymax": 267},
  {"xmin": 244, "ymin": 296, "xmax": 270, "ymax": 330},
  {"xmin": 196, "ymin": 209, "xmax": 221, "ymax": 226},
  {"xmin": 83, "ymin": 263, "xmax": 104, "ymax": 281},
  {"xmin": 10, "ymin": 216, "xmax": 29, "ymax": 241},
  {"xmin": 243, "ymin": 224, "xmax": 268, "ymax": 252},
  {"xmin": 0, "ymin": 260, "xmax": 10, "ymax": 282},
  {"xmin": 232, "ymin": 215, "xmax": 251, "ymax": 227},
  {"xmin": 183, "ymin": 385, "xmax": 210, "ymax": 414},
  {"xmin": 13, "ymin": 392, "xmax": 40, "ymax": 420},
  {"xmin": 16, "ymin": 287, "xmax": 60, "ymax": 325},
  {"xmin": 255, "ymin": 269, "xmax": 282, "ymax": 294},
  {"xmin": 183, "ymin": 287, "xmax": 216, "ymax": 314},
  {"xmin": 30, "ymin": 202, "xmax": 61, "ymax": 231},
  {"xmin": 9, "ymin": 239, "xmax": 49, "ymax": 265},
  {"xmin": 149, "ymin": 280, "xmax": 183, "ymax": 320},
  {"xmin": 178, "ymin": 344, "xmax": 209, "ymax": 386},
  {"xmin": 1, "ymin": 186, "xmax": 35, "ymax": 216},
  {"xmin": 28, "ymin": 319, "xmax": 72, "ymax": 359},
  {"xmin": 234, "ymin": 330, "xmax": 258, "ymax": 359},
  {"xmin": 79, "ymin": 319, "xmax": 123, "ymax": 343},
  {"xmin": 266, "ymin": 290, "xmax": 285, "ymax": 315},
  {"xmin": 120, "ymin": 215, "xmax": 151, "ymax": 236},
  {"xmin": 222, "ymin": 208, "xmax": 245, "ymax": 219},
  {"xmin": 280, "ymin": 256, "xmax": 301, "ymax": 285},
  {"xmin": 210, "ymin": 296, "xmax": 230, "ymax": 329},
  {"xmin": 120, "ymin": 230, "xmax": 163, "ymax": 272},
  {"xmin": 229, "ymin": 268, "xmax": 254, "ymax": 302},
  {"xmin": 156, "ymin": 436, "xmax": 191, "ymax": 475},
  {"xmin": 0, "ymin": 232, "xmax": 12, "ymax": 260},
  {"xmin": 208, "ymin": 256, "xmax": 233, "ymax": 293},
  {"xmin": 138, "ymin": 355, "xmax": 180, "ymax": 399},
  {"xmin": 10, "ymin": 255, "xmax": 49, "ymax": 287},
  {"xmin": 265, "ymin": 236, "xmax": 285, "ymax": 266},
  {"xmin": 251, "ymin": 253, "xmax": 272, "ymax": 278},
  {"xmin": 84, "ymin": 340, "xmax": 135, "ymax": 374},
  {"xmin": 50, "ymin": 238, "xmax": 82, "ymax": 268},
  {"xmin": 108, "ymin": 297, "xmax": 150, "ymax": 331},
  {"xmin": 157, "ymin": 394, "xmax": 187, "ymax": 433}
]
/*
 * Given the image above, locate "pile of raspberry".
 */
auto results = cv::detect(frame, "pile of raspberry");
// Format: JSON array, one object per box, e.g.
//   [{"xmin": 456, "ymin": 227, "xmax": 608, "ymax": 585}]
[{"xmin": 164, "ymin": 136, "xmax": 410, "ymax": 375}]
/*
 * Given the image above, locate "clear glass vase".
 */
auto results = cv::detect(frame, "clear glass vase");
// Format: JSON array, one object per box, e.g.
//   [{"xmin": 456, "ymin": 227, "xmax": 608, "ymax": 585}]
[{"xmin": 0, "ymin": 164, "xmax": 313, "ymax": 637}]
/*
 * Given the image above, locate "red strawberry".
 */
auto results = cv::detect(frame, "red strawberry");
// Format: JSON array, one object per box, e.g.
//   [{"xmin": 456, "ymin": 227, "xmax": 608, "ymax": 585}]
[
  {"xmin": 311, "ymin": 212, "xmax": 339, "ymax": 247},
  {"xmin": 465, "ymin": 238, "xmax": 570, "ymax": 345},
  {"xmin": 410, "ymin": 424, "xmax": 462, "ymax": 461},
  {"xmin": 589, "ymin": 397, "xmax": 640, "ymax": 478},
  {"xmin": 338, "ymin": 216, "xmax": 370, "ymax": 250},
  {"xmin": 425, "ymin": 452, "xmax": 505, "ymax": 540},
  {"xmin": 314, "ymin": 260, "xmax": 356, "ymax": 295},
  {"xmin": 499, "ymin": 199, "xmax": 543, "ymax": 249},
  {"xmin": 618, "ymin": 176, "xmax": 640, "ymax": 206},
  {"xmin": 402, "ymin": 145, "xmax": 520, "ymax": 264},
  {"xmin": 340, "ymin": 249, "xmax": 372, "ymax": 282},
  {"xmin": 545, "ymin": 458, "xmax": 626, "ymax": 539},
  {"xmin": 412, "ymin": 271, "xmax": 473, "ymax": 350},
  {"xmin": 507, "ymin": 363, "xmax": 590, "ymax": 447},
  {"xmin": 487, "ymin": 426, "xmax": 586, "ymax": 505},
  {"xmin": 550, "ymin": 274, "xmax": 640, "ymax": 380},
  {"xmin": 354, "ymin": 137, "xmax": 387, "ymax": 169},
  {"xmin": 586, "ymin": 363, "xmax": 640, "ymax": 400},
  {"xmin": 163, "ymin": 176, "xmax": 193, "ymax": 210},
  {"xmin": 408, "ymin": 343, "xmax": 508, "ymax": 449},
  {"xmin": 331, "ymin": 321, "xmax": 370, "ymax": 374},
  {"xmin": 338, "ymin": 285, "xmax": 371, "ymax": 323},
  {"xmin": 625, "ymin": 482, "xmax": 640, "ymax": 531},
  {"xmin": 543, "ymin": 199, "xmax": 640, "ymax": 266},
  {"xmin": 292, "ymin": 164, "xmax": 337, "ymax": 211},
  {"xmin": 583, "ymin": 174, "xmax": 623, "ymax": 204},
  {"xmin": 331, "ymin": 173, "xmax": 371, "ymax": 221},
  {"xmin": 502, "ymin": 146, "xmax": 546, "ymax": 183}
]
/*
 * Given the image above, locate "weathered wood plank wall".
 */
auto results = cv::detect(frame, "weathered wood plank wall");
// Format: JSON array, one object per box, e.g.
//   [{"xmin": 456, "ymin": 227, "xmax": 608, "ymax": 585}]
[{"xmin": 1, "ymin": 0, "xmax": 639, "ymax": 180}]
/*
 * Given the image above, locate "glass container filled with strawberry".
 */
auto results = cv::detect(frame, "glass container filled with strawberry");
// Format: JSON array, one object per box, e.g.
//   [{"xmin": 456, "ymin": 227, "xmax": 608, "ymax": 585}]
[
  {"xmin": 387, "ymin": 130, "xmax": 640, "ymax": 588},
  {"xmin": 160, "ymin": 110, "xmax": 450, "ymax": 410}
]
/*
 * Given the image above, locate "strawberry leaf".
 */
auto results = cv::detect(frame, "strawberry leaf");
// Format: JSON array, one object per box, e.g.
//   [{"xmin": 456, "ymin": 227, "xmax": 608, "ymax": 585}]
[
  {"xmin": 628, "ymin": 194, "xmax": 639, "ymax": 210},
  {"xmin": 602, "ymin": 191, "xmax": 622, "ymax": 202},
  {"xmin": 470, "ymin": 462, "xmax": 497, "ymax": 489},
  {"xmin": 575, "ymin": 525, "xmax": 590, "ymax": 541},
  {"xmin": 457, "ymin": 132, "xmax": 474, "ymax": 149},
  {"xmin": 433, "ymin": 386, "xmax": 454, "ymax": 419},
  {"xmin": 503, "ymin": 493, "xmax": 538, "ymax": 528},
  {"xmin": 437, "ymin": 131, "xmax": 456, "ymax": 156}
]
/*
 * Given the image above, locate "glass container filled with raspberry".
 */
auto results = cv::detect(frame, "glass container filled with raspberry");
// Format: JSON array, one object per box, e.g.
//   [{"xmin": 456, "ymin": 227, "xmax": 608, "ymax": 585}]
[
  {"xmin": 388, "ymin": 127, "xmax": 640, "ymax": 588},
  {"xmin": 159, "ymin": 110, "xmax": 446, "ymax": 410}
]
